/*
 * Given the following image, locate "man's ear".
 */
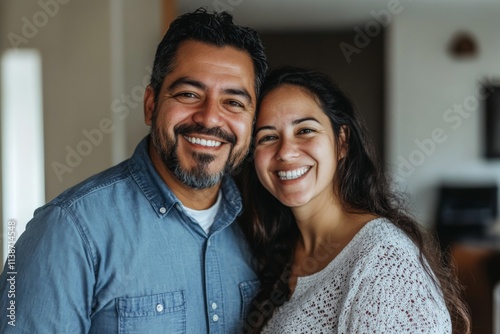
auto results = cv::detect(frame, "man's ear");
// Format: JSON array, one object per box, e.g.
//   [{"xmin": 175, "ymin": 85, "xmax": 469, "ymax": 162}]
[
  {"xmin": 144, "ymin": 85, "xmax": 155, "ymax": 126},
  {"xmin": 338, "ymin": 125, "xmax": 349, "ymax": 160}
]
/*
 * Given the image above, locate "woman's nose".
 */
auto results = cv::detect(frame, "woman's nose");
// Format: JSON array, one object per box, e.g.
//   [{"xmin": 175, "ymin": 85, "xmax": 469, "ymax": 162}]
[{"xmin": 276, "ymin": 139, "xmax": 300, "ymax": 161}]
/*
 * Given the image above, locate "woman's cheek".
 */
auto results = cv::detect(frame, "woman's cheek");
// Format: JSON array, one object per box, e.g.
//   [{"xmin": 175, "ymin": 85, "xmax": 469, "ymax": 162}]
[{"xmin": 254, "ymin": 150, "xmax": 271, "ymax": 186}]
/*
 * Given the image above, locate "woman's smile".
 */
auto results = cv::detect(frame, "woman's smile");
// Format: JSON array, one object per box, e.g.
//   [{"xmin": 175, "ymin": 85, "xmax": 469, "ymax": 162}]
[{"xmin": 277, "ymin": 166, "xmax": 311, "ymax": 181}]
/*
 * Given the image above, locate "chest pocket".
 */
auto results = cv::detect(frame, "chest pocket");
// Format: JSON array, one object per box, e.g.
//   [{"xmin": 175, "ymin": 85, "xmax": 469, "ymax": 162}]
[{"xmin": 117, "ymin": 290, "xmax": 185, "ymax": 334}]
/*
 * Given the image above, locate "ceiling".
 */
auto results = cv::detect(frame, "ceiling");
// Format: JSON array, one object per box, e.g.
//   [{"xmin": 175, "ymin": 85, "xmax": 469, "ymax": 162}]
[{"xmin": 177, "ymin": 0, "xmax": 500, "ymax": 31}]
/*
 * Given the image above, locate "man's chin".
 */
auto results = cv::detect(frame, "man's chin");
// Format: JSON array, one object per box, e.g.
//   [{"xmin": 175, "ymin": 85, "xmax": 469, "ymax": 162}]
[{"xmin": 173, "ymin": 167, "xmax": 225, "ymax": 189}]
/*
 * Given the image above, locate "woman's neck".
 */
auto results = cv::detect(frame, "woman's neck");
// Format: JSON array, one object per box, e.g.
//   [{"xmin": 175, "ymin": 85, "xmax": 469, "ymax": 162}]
[
  {"xmin": 291, "ymin": 192, "xmax": 345, "ymax": 254},
  {"xmin": 291, "ymin": 195, "xmax": 377, "ymax": 277}
]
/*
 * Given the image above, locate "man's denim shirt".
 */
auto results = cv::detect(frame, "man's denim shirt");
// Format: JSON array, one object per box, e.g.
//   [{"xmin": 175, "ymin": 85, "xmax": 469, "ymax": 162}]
[{"xmin": 0, "ymin": 137, "xmax": 259, "ymax": 333}]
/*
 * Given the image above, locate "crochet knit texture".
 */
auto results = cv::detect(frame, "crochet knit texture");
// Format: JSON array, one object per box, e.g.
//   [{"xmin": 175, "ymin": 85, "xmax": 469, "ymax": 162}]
[{"xmin": 262, "ymin": 218, "xmax": 451, "ymax": 333}]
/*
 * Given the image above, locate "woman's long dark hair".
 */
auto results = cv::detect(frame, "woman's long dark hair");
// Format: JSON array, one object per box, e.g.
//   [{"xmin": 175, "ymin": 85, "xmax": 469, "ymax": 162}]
[{"xmin": 239, "ymin": 67, "xmax": 470, "ymax": 333}]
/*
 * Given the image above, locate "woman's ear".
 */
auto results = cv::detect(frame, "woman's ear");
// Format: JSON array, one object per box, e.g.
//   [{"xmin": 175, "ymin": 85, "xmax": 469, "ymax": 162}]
[{"xmin": 338, "ymin": 125, "xmax": 349, "ymax": 160}]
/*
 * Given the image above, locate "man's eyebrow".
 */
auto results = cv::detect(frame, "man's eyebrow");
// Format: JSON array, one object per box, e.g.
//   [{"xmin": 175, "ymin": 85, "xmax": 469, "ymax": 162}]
[
  {"xmin": 167, "ymin": 77, "xmax": 253, "ymax": 105},
  {"xmin": 167, "ymin": 77, "xmax": 206, "ymax": 91},
  {"xmin": 224, "ymin": 88, "xmax": 253, "ymax": 105}
]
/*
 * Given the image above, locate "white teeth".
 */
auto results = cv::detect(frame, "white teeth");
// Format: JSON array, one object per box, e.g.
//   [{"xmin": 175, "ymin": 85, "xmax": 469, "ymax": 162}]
[
  {"xmin": 277, "ymin": 167, "xmax": 310, "ymax": 180},
  {"xmin": 185, "ymin": 136, "xmax": 222, "ymax": 147}
]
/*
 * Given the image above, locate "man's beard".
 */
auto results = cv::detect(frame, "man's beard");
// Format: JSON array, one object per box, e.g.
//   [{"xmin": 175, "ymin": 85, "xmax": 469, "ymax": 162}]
[{"xmin": 150, "ymin": 118, "xmax": 248, "ymax": 189}]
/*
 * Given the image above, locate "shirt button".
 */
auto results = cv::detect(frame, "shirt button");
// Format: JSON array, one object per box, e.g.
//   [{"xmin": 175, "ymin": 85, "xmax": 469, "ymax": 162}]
[
  {"xmin": 159, "ymin": 207, "xmax": 166, "ymax": 214},
  {"xmin": 156, "ymin": 303, "xmax": 164, "ymax": 312},
  {"xmin": 211, "ymin": 302, "xmax": 217, "ymax": 310},
  {"xmin": 212, "ymin": 314, "xmax": 219, "ymax": 322}
]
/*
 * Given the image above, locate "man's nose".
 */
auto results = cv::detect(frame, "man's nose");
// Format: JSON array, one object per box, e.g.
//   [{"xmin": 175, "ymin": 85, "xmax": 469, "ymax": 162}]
[{"xmin": 192, "ymin": 98, "xmax": 223, "ymax": 129}]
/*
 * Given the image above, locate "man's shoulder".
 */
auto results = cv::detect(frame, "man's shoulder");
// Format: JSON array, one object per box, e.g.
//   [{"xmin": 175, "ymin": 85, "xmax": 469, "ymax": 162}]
[{"xmin": 46, "ymin": 159, "xmax": 133, "ymax": 210}]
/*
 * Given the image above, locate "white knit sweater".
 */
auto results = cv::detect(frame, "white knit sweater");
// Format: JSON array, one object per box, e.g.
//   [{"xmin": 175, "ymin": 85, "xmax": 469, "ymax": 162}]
[{"xmin": 262, "ymin": 218, "xmax": 451, "ymax": 333}]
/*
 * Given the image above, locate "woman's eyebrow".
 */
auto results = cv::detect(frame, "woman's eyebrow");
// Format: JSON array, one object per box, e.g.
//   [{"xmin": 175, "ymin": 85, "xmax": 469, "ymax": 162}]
[
  {"xmin": 292, "ymin": 117, "xmax": 320, "ymax": 125},
  {"xmin": 255, "ymin": 117, "xmax": 322, "ymax": 135},
  {"xmin": 254, "ymin": 125, "xmax": 276, "ymax": 135}
]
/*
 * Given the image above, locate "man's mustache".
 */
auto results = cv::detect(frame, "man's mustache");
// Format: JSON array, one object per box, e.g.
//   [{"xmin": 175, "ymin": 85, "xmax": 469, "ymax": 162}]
[{"xmin": 174, "ymin": 124, "xmax": 236, "ymax": 144}]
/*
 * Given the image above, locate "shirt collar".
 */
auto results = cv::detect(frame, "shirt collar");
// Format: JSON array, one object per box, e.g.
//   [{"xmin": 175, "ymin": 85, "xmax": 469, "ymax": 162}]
[{"xmin": 128, "ymin": 136, "xmax": 242, "ymax": 219}]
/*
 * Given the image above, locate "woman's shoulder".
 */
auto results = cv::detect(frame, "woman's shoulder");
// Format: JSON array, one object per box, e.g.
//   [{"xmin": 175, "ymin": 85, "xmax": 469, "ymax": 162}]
[
  {"xmin": 348, "ymin": 218, "xmax": 441, "ymax": 288},
  {"xmin": 348, "ymin": 217, "xmax": 421, "ymax": 263},
  {"xmin": 340, "ymin": 219, "xmax": 451, "ymax": 332},
  {"xmin": 354, "ymin": 217, "xmax": 412, "ymax": 243}
]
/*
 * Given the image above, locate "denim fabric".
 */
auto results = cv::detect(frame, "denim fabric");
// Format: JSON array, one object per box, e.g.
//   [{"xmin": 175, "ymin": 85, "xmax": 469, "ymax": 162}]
[{"xmin": 0, "ymin": 137, "xmax": 258, "ymax": 333}]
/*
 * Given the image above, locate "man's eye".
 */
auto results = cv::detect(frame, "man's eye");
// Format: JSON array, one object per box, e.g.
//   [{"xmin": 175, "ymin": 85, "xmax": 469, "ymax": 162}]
[
  {"xmin": 171, "ymin": 92, "xmax": 201, "ymax": 104},
  {"xmin": 176, "ymin": 92, "xmax": 197, "ymax": 98},
  {"xmin": 227, "ymin": 100, "xmax": 244, "ymax": 109}
]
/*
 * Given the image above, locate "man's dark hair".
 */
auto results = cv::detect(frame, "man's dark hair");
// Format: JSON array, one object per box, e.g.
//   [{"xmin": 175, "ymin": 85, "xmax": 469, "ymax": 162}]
[{"xmin": 149, "ymin": 8, "xmax": 267, "ymax": 103}]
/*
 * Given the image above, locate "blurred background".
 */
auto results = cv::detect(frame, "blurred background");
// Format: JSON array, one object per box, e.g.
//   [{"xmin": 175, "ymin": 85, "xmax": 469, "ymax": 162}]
[{"xmin": 1, "ymin": 0, "xmax": 500, "ymax": 332}]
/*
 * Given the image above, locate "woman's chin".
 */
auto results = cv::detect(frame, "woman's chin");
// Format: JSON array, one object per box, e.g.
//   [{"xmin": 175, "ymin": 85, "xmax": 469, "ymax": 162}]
[{"xmin": 276, "ymin": 194, "xmax": 310, "ymax": 209}]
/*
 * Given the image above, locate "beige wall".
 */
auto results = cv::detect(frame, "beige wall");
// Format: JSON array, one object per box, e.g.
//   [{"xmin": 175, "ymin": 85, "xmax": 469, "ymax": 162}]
[
  {"xmin": 0, "ymin": 0, "xmax": 162, "ymax": 258},
  {"xmin": 387, "ymin": 3, "xmax": 500, "ymax": 227},
  {"xmin": 1, "ymin": 0, "xmax": 161, "ymax": 200}
]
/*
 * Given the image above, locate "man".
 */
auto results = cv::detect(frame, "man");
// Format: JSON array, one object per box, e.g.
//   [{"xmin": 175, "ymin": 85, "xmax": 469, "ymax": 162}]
[{"xmin": 0, "ymin": 8, "xmax": 267, "ymax": 333}]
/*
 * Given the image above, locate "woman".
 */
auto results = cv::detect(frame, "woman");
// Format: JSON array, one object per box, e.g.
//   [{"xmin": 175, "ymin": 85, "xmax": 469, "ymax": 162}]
[{"xmin": 240, "ymin": 67, "xmax": 470, "ymax": 333}]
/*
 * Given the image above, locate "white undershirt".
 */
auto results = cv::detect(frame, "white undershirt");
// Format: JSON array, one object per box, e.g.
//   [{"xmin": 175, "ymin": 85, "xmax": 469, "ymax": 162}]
[{"xmin": 181, "ymin": 191, "xmax": 222, "ymax": 234}]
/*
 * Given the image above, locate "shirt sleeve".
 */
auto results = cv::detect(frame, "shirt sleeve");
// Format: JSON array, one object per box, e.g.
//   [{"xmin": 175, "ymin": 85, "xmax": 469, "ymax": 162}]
[
  {"xmin": 0, "ymin": 204, "xmax": 95, "ymax": 333},
  {"xmin": 339, "ymin": 243, "xmax": 452, "ymax": 333}
]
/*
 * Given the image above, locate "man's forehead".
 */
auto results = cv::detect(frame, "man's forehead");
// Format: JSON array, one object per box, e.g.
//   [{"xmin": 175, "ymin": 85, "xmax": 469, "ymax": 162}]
[
  {"xmin": 171, "ymin": 41, "xmax": 255, "ymax": 79},
  {"xmin": 164, "ymin": 42, "xmax": 257, "ymax": 98}
]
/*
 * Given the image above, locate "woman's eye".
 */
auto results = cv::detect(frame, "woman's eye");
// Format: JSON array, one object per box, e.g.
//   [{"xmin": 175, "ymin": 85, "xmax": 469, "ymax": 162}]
[
  {"xmin": 298, "ymin": 128, "xmax": 315, "ymax": 134},
  {"xmin": 257, "ymin": 135, "xmax": 277, "ymax": 144}
]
